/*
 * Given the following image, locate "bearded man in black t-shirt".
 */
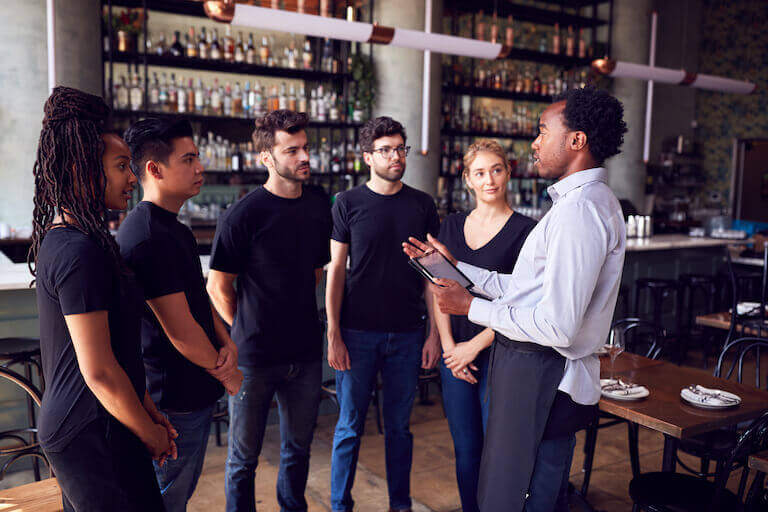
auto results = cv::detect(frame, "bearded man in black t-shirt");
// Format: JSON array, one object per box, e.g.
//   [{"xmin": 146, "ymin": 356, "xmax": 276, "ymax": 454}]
[
  {"xmin": 207, "ymin": 110, "xmax": 332, "ymax": 512},
  {"xmin": 326, "ymin": 117, "xmax": 441, "ymax": 512}
]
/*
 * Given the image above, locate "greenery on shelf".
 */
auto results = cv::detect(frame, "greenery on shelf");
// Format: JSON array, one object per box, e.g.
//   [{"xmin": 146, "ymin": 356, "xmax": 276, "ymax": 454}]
[
  {"xmin": 102, "ymin": 7, "xmax": 145, "ymax": 34},
  {"xmin": 350, "ymin": 53, "xmax": 375, "ymax": 115}
]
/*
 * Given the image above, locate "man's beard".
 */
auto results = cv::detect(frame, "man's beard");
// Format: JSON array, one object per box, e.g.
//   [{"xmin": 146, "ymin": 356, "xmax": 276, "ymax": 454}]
[
  {"xmin": 273, "ymin": 157, "xmax": 310, "ymax": 183},
  {"xmin": 372, "ymin": 162, "xmax": 405, "ymax": 183}
]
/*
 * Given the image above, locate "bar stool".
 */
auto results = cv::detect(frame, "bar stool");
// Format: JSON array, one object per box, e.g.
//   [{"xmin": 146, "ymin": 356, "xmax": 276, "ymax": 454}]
[
  {"xmin": 633, "ymin": 278, "xmax": 680, "ymax": 329},
  {"xmin": 677, "ymin": 274, "xmax": 718, "ymax": 364},
  {"xmin": 0, "ymin": 338, "xmax": 47, "ymax": 481}
]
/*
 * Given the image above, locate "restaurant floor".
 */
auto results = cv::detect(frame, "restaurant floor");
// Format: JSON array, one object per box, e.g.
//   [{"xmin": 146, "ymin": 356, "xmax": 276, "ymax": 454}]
[{"xmin": 187, "ymin": 378, "xmax": 757, "ymax": 511}]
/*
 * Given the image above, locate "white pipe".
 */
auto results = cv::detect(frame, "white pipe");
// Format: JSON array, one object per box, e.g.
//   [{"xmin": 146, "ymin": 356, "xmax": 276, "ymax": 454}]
[
  {"xmin": 642, "ymin": 11, "xmax": 657, "ymax": 164},
  {"xmin": 421, "ymin": 0, "xmax": 432, "ymax": 156},
  {"xmin": 47, "ymin": 0, "xmax": 56, "ymax": 92}
]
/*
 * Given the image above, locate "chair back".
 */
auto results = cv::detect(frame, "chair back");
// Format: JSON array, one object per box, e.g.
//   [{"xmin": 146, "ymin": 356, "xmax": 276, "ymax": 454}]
[
  {"xmin": 611, "ymin": 318, "xmax": 665, "ymax": 359},
  {"xmin": 715, "ymin": 336, "xmax": 768, "ymax": 389},
  {"xmin": 725, "ymin": 246, "xmax": 768, "ymax": 339},
  {"xmin": 715, "ymin": 412, "xmax": 768, "ymax": 502}
]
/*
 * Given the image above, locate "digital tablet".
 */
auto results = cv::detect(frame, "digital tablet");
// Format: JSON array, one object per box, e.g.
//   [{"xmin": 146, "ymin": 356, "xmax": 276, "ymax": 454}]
[{"xmin": 408, "ymin": 250, "xmax": 474, "ymax": 289}]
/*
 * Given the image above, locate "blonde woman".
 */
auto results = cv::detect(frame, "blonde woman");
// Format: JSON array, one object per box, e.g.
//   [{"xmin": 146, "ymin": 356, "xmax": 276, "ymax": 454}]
[{"xmin": 435, "ymin": 140, "xmax": 535, "ymax": 512}]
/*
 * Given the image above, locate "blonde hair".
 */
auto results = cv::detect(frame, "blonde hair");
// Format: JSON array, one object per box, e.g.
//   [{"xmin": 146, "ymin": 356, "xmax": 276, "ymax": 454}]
[{"xmin": 462, "ymin": 139, "xmax": 510, "ymax": 178}]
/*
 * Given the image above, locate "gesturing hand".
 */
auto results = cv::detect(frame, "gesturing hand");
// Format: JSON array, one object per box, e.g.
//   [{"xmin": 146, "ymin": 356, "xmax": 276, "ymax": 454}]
[
  {"xmin": 430, "ymin": 278, "xmax": 473, "ymax": 316},
  {"xmin": 401, "ymin": 234, "xmax": 458, "ymax": 266}
]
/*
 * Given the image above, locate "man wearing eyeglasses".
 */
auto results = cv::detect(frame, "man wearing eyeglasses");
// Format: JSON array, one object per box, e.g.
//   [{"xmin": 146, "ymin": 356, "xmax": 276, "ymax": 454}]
[{"xmin": 326, "ymin": 116, "xmax": 441, "ymax": 512}]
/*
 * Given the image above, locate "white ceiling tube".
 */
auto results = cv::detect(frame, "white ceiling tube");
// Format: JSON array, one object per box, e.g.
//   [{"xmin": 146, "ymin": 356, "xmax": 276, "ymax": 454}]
[
  {"xmin": 642, "ymin": 11, "xmax": 657, "ymax": 164},
  {"xmin": 200, "ymin": 1, "xmax": 506, "ymax": 60},
  {"xmin": 592, "ymin": 59, "xmax": 756, "ymax": 95},
  {"xmin": 47, "ymin": 0, "xmax": 56, "ymax": 92},
  {"xmin": 421, "ymin": 0, "xmax": 432, "ymax": 156}
]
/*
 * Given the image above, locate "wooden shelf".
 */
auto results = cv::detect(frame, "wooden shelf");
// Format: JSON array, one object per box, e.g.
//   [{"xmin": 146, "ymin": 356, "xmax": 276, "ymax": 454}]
[
  {"xmin": 111, "ymin": 109, "xmax": 362, "ymax": 130},
  {"xmin": 445, "ymin": 0, "xmax": 607, "ymax": 28},
  {"xmin": 104, "ymin": 0, "xmax": 206, "ymax": 17},
  {"xmin": 106, "ymin": 52, "xmax": 349, "ymax": 81},
  {"xmin": 441, "ymin": 128, "xmax": 535, "ymax": 141},
  {"xmin": 443, "ymin": 85, "xmax": 553, "ymax": 103}
]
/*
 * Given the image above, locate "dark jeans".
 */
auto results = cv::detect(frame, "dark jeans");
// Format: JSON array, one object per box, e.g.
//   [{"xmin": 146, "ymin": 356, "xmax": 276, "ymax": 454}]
[
  {"xmin": 439, "ymin": 348, "xmax": 490, "ymax": 512},
  {"xmin": 45, "ymin": 416, "xmax": 164, "ymax": 512},
  {"xmin": 225, "ymin": 361, "xmax": 322, "ymax": 512},
  {"xmin": 153, "ymin": 404, "xmax": 215, "ymax": 512},
  {"xmin": 330, "ymin": 328, "xmax": 423, "ymax": 512}
]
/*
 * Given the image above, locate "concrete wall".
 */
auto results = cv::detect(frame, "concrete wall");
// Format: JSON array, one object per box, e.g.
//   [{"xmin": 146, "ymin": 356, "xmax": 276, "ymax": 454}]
[
  {"xmin": 0, "ymin": 0, "xmax": 101, "ymax": 232},
  {"xmin": 372, "ymin": 0, "xmax": 442, "ymax": 196}
]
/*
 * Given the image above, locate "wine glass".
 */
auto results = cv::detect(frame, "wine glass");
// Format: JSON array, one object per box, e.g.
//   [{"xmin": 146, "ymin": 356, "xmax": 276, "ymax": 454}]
[{"xmin": 606, "ymin": 326, "xmax": 625, "ymax": 381}]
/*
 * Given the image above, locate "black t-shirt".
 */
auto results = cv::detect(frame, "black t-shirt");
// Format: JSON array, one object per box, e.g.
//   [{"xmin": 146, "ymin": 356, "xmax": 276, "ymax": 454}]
[
  {"xmin": 437, "ymin": 211, "xmax": 536, "ymax": 345},
  {"xmin": 210, "ymin": 186, "xmax": 332, "ymax": 368},
  {"xmin": 117, "ymin": 201, "xmax": 224, "ymax": 412},
  {"xmin": 332, "ymin": 184, "xmax": 440, "ymax": 331},
  {"xmin": 36, "ymin": 227, "xmax": 146, "ymax": 452}
]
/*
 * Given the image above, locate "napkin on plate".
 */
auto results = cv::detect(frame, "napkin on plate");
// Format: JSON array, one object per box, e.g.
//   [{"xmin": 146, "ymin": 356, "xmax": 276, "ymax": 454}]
[{"xmin": 680, "ymin": 385, "xmax": 741, "ymax": 406}]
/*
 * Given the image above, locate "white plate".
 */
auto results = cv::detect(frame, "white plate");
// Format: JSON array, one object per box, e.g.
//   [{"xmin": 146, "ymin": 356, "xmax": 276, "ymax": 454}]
[
  {"xmin": 600, "ymin": 379, "xmax": 649, "ymax": 401},
  {"xmin": 680, "ymin": 386, "xmax": 741, "ymax": 409}
]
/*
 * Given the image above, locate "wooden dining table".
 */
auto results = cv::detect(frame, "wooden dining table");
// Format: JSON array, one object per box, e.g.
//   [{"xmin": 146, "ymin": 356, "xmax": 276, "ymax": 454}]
[
  {"xmin": 695, "ymin": 311, "xmax": 766, "ymax": 335},
  {"xmin": 599, "ymin": 352, "xmax": 768, "ymax": 472}
]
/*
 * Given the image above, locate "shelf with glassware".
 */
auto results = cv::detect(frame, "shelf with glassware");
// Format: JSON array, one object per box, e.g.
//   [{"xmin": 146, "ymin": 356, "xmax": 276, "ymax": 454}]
[{"xmin": 102, "ymin": 3, "xmax": 375, "ymax": 199}]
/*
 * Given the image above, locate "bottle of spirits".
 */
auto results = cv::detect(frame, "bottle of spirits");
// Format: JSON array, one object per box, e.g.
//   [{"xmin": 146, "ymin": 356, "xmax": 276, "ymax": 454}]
[
  {"xmin": 198, "ymin": 27, "xmax": 209, "ymax": 59},
  {"xmin": 288, "ymin": 83, "xmax": 297, "ymax": 111},
  {"xmin": 155, "ymin": 33, "xmax": 166, "ymax": 56},
  {"xmin": 286, "ymin": 39, "xmax": 297, "ymax": 69},
  {"xmin": 328, "ymin": 92, "xmax": 339, "ymax": 122},
  {"xmin": 259, "ymin": 36, "xmax": 270, "ymax": 65},
  {"xmin": 320, "ymin": 0, "xmax": 330, "ymax": 17},
  {"xmin": 297, "ymin": 85, "xmax": 307, "ymax": 113},
  {"xmin": 223, "ymin": 82, "xmax": 233, "ymax": 116},
  {"xmin": 317, "ymin": 86, "xmax": 327, "ymax": 121},
  {"xmin": 242, "ymin": 81, "xmax": 252, "ymax": 117},
  {"xmin": 309, "ymin": 143, "xmax": 320, "ymax": 171},
  {"xmin": 578, "ymin": 28, "xmax": 587, "ymax": 58},
  {"xmin": 186, "ymin": 28, "xmax": 198, "ymax": 58},
  {"xmin": 194, "ymin": 78, "xmax": 205, "ymax": 114},
  {"xmin": 129, "ymin": 73, "xmax": 142, "ymax": 111},
  {"xmin": 331, "ymin": 145, "xmax": 342, "ymax": 173},
  {"xmin": 223, "ymin": 25, "xmax": 235, "ymax": 62},
  {"xmin": 158, "ymin": 72, "xmax": 169, "ymax": 111},
  {"xmin": 246, "ymin": 33, "xmax": 256, "ymax": 64},
  {"xmin": 476, "ymin": 12, "xmax": 485, "ymax": 41},
  {"xmin": 552, "ymin": 23, "xmax": 560, "ymax": 54},
  {"xmin": 302, "ymin": 40, "xmax": 313, "ymax": 69},
  {"xmin": 505, "ymin": 15, "xmax": 514, "ymax": 47},
  {"xmin": 253, "ymin": 81, "xmax": 264, "ymax": 117},
  {"xmin": 176, "ymin": 75, "xmax": 187, "ymax": 113},
  {"xmin": 278, "ymin": 83, "xmax": 288, "ymax": 110},
  {"xmin": 231, "ymin": 143, "xmax": 243, "ymax": 172},
  {"xmin": 167, "ymin": 73, "xmax": 178, "ymax": 113},
  {"xmin": 490, "ymin": 13, "xmax": 499, "ymax": 43},
  {"xmin": 210, "ymin": 79, "xmax": 222, "ymax": 115},
  {"xmin": 319, "ymin": 137, "xmax": 330, "ymax": 173},
  {"xmin": 533, "ymin": 69, "xmax": 541, "ymax": 95},
  {"xmin": 353, "ymin": 143, "xmax": 362, "ymax": 173},
  {"xmin": 321, "ymin": 39, "xmax": 333, "ymax": 72},
  {"xmin": 565, "ymin": 26, "xmax": 575, "ymax": 57},
  {"xmin": 309, "ymin": 88, "xmax": 318, "ymax": 119},
  {"xmin": 169, "ymin": 31, "xmax": 184, "ymax": 57},
  {"xmin": 210, "ymin": 29, "xmax": 222, "ymax": 60},
  {"xmin": 232, "ymin": 82, "xmax": 243, "ymax": 116},
  {"xmin": 234, "ymin": 32, "xmax": 245, "ymax": 62},
  {"xmin": 148, "ymin": 72, "xmax": 160, "ymax": 111},
  {"xmin": 186, "ymin": 78, "xmax": 195, "ymax": 113}
]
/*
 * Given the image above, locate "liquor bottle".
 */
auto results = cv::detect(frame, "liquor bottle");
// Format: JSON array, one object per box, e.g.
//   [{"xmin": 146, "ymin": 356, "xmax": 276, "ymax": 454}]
[
  {"xmin": 242, "ymin": 81, "xmax": 252, "ymax": 117},
  {"xmin": 288, "ymin": 83, "xmax": 297, "ymax": 111},
  {"xmin": 317, "ymin": 86, "xmax": 327, "ymax": 121},
  {"xmin": 223, "ymin": 82, "xmax": 233, "ymax": 116},
  {"xmin": 352, "ymin": 100, "xmax": 363, "ymax": 123},
  {"xmin": 129, "ymin": 72, "xmax": 143, "ymax": 111},
  {"xmin": 210, "ymin": 79, "xmax": 222, "ymax": 115},
  {"xmin": 277, "ymin": 83, "xmax": 287, "ymax": 110},
  {"xmin": 234, "ymin": 32, "xmax": 245, "ymax": 62},
  {"xmin": 533, "ymin": 68, "xmax": 541, "ymax": 95},
  {"xmin": 170, "ymin": 31, "xmax": 184, "ymax": 57},
  {"xmin": 328, "ymin": 92, "xmax": 339, "ymax": 122},
  {"xmin": 552, "ymin": 23, "xmax": 560, "ymax": 54},
  {"xmin": 302, "ymin": 40, "xmax": 313, "ymax": 69},
  {"xmin": 255, "ymin": 36, "xmax": 268, "ymax": 66},
  {"xmin": 210, "ymin": 29, "xmax": 222, "ymax": 60},
  {"xmin": 505, "ymin": 15, "xmax": 514, "ymax": 47},
  {"xmin": 319, "ymin": 137, "xmax": 330, "ymax": 173},
  {"xmin": 148, "ymin": 72, "xmax": 160, "ymax": 111},
  {"xmin": 331, "ymin": 145, "xmax": 342, "ymax": 173},
  {"xmin": 177, "ymin": 75, "xmax": 187, "ymax": 113},
  {"xmin": 186, "ymin": 28, "xmax": 198, "ymax": 58},
  {"xmin": 320, "ymin": 0, "xmax": 330, "ymax": 17},
  {"xmin": 186, "ymin": 78, "xmax": 195, "ymax": 113},
  {"xmin": 523, "ymin": 66, "xmax": 532, "ymax": 94},
  {"xmin": 297, "ymin": 85, "xmax": 307, "ymax": 113},
  {"xmin": 158, "ymin": 72, "xmax": 169, "ymax": 111},
  {"xmin": 286, "ymin": 39, "xmax": 298, "ymax": 69},
  {"xmin": 198, "ymin": 27, "xmax": 209, "ymax": 59},
  {"xmin": 321, "ymin": 39, "xmax": 333, "ymax": 72},
  {"xmin": 253, "ymin": 81, "xmax": 264, "ymax": 116},
  {"xmin": 309, "ymin": 88, "xmax": 318, "ymax": 119},
  {"xmin": 538, "ymin": 27, "xmax": 547, "ymax": 53},
  {"xmin": 490, "ymin": 13, "xmax": 499, "ymax": 43},
  {"xmin": 565, "ymin": 26, "xmax": 575, "ymax": 57},
  {"xmin": 246, "ymin": 33, "xmax": 256, "ymax": 64},
  {"xmin": 194, "ymin": 78, "xmax": 205, "ymax": 114},
  {"xmin": 578, "ymin": 28, "xmax": 587, "ymax": 58},
  {"xmin": 167, "ymin": 73, "xmax": 178, "ymax": 113},
  {"xmin": 231, "ymin": 143, "xmax": 243, "ymax": 172},
  {"xmin": 353, "ymin": 143, "xmax": 362, "ymax": 173},
  {"xmin": 309, "ymin": 143, "xmax": 320, "ymax": 171},
  {"xmin": 155, "ymin": 33, "xmax": 166, "ymax": 56},
  {"xmin": 476, "ymin": 11, "xmax": 485, "ymax": 41},
  {"xmin": 345, "ymin": 144, "xmax": 355, "ymax": 173},
  {"xmin": 246, "ymin": 81, "xmax": 257, "ymax": 117},
  {"xmin": 223, "ymin": 25, "xmax": 235, "ymax": 62},
  {"xmin": 232, "ymin": 82, "xmax": 243, "ymax": 116}
]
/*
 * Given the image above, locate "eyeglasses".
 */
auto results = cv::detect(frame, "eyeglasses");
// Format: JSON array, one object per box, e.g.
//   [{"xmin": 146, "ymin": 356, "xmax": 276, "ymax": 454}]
[{"xmin": 370, "ymin": 145, "xmax": 411, "ymax": 159}]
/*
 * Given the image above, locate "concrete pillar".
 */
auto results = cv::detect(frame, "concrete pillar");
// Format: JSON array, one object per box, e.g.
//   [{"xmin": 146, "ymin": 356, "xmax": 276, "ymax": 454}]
[
  {"xmin": 372, "ymin": 0, "xmax": 442, "ymax": 196},
  {"xmin": 0, "ymin": 0, "xmax": 101, "ymax": 231},
  {"xmin": 607, "ymin": 0, "xmax": 652, "ymax": 213}
]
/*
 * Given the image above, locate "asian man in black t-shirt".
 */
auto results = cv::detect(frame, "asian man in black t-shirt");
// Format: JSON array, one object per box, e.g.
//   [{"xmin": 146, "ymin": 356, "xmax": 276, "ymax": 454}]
[
  {"xmin": 118, "ymin": 118, "xmax": 243, "ymax": 512},
  {"xmin": 326, "ymin": 117, "xmax": 441, "ymax": 512},
  {"xmin": 207, "ymin": 110, "xmax": 332, "ymax": 512}
]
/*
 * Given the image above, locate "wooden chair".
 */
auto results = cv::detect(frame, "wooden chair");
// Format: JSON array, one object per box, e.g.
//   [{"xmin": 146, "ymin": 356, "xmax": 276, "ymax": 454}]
[{"xmin": 0, "ymin": 477, "xmax": 62, "ymax": 512}]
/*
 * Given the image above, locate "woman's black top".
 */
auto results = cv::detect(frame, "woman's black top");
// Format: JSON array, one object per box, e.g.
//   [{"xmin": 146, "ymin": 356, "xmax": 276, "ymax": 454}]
[
  {"xmin": 437, "ymin": 211, "xmax": 536, "ymax": 344},
  {"xmin": 36, "ymin": 227, "xmax": 146, "ymax": 452}
]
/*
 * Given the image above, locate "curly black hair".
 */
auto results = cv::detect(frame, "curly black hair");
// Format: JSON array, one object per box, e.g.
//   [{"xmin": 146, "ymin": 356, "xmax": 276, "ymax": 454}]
[
  {"xmin": 555, "ymin": 87, "xmax": 627, "ymax": 165},
  {"xmin": 359, "ymin": 116, "xmax": 406, "ymax": 152}
]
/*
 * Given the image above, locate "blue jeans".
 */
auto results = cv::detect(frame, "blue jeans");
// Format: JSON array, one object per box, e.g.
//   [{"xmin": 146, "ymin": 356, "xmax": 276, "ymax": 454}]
[
  {"xmin": 225, "ymin": 361, "xmax": 321, "ymax": 512},
  {"xmin": 153, "ymin": 404, "xmax": 216, "ymax": 512},
  {"xmin": 439, "ymin": 348, "xmax": 490, "ymax": 512},
  {"xmin": 524, "ymin": 434, "xmax": 576, "ymax": 512},
  {"xmin": 330, "ymin": 328, "xmax": 423, "ymax": 512}
]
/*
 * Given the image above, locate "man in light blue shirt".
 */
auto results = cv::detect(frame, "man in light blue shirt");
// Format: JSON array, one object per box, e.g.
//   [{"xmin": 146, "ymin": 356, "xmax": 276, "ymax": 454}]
[{"xmin": 404, "ymin": 87, "xmax": 628, "ymax": 512}]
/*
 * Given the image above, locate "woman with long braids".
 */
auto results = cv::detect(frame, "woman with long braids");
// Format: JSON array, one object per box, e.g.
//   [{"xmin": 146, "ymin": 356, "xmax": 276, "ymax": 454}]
[{"xmin": 30, "ymin": 86, "xmax": 174, "ymax": 511}]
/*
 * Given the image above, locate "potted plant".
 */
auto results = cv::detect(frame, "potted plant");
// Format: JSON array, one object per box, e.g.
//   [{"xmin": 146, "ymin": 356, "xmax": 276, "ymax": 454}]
[{"xmin": 103, "ymin": 8, "xmax": 145, "ymax": 53}]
